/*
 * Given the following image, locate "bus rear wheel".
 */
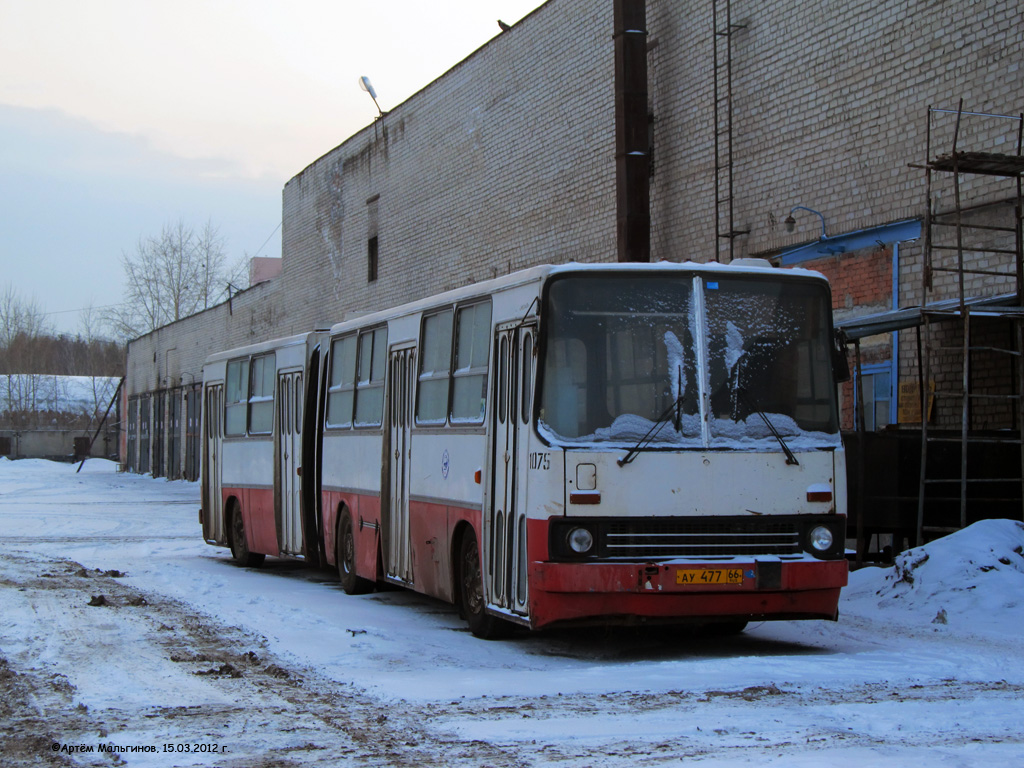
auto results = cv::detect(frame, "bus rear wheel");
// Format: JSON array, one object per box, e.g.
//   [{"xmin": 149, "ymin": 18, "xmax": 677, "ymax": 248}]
[
  {"xmin": 229, "ymin": 505, "xmax": 265, "ymax": 568},
  {"xmin": 459, "ymin": 529, "xmax": 512, "ymax": 640},
  {"xmin": 337, "ymin": 509, "xmax": 373, "ymax": 595}
]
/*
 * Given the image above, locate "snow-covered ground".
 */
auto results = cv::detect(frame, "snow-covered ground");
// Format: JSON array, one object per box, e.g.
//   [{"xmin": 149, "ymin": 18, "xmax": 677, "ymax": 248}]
[{"xmin": 1, "ymin": 458, "xmax": 1022, "ymax": 767}]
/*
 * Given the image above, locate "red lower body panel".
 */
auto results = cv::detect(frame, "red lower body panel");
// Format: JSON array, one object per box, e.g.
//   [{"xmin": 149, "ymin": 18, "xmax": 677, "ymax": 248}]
[
  {"xmin": 322, "ymin": 490, "xmax": 382, "ymax": 579},
  {"xmin": 528, "ymin": 559, "xmax": 848, "ymax": 629},
  {"xmin": 321, "ymin": 490, "xmax": 479, "ymax": 602}
]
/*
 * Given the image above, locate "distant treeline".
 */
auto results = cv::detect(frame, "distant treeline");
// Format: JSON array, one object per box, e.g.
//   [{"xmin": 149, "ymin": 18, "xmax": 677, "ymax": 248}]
[{"xmin": 0, "ymin": 333, "xmax": 124, "ymax": 377}]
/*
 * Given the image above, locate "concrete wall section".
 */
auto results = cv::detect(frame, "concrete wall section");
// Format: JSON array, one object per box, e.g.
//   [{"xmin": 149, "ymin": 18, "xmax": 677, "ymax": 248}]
[
  {"xmin": 0, "ymin": 429, "xmax": 118, "ymax": 462},
  {"xmin": 126, "ymin": 279, "xmax": 281, "ymax": 398}
]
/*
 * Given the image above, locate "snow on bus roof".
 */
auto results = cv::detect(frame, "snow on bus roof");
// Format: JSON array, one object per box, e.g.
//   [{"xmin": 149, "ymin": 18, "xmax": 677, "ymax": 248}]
[
  {"xmin": 326, "ymin": 260, "xmax": 828, "ymax": 337},
  {"xmin": 326, "ymin": 264, "xmax": 552, "ymax": 336},
  {"xmin": 546, "ymin": 259, "xmax": 827, "ymax": 280},
  {"xmin": 202, "ymin": 331, "xmax": 313, "ymax": 366}
]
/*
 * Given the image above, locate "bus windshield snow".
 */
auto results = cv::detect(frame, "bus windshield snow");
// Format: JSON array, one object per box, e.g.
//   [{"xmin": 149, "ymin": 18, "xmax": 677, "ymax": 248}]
[{"xmin": 536, "ymin": 272, "xmax": 840, "ymax": 452}]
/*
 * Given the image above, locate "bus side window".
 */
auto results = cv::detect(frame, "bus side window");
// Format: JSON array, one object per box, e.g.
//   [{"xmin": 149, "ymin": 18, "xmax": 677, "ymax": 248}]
[
  {"xmin": 451, "ymin": 301, "xmax": 491, "ymax": 424},
  {"xmin": 326, "ymin": 335, "xmax": 357, "ymax": 428},
  {"xmin": 225, "ymin": 359, "xmax": 249, "ymax": 436},
  {"xmin": 417, "ymin": 310, "xmax": 454, "ymax": 424},
  {"xmin": 354, "ymin": 326, "xmax": 387, "ymax": 427},
  {"xmin": 521, "ymin": 333, "xmax": 533, "ymax": 424},
  {"xmin": 248, "ymin": 353, "xmax": 275, "ymax": 434}
]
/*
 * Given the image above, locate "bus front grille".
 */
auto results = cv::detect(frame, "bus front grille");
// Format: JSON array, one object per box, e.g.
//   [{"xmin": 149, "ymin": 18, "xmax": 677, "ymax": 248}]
[{"xmin": 600, "ymin": 518, "xmax": 803, "ymax": 558}]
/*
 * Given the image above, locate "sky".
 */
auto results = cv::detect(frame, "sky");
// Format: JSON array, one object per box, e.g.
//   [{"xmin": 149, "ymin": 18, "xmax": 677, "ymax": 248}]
[{"xmin": 0, "ymin": 0, "xmax": 547, "ymax": 336}]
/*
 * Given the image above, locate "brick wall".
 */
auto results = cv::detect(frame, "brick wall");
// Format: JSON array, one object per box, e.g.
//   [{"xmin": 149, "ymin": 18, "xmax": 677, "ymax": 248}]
[{"xmin": 648, "ymin": 0, "xmax": 1021, "ymax": 262}]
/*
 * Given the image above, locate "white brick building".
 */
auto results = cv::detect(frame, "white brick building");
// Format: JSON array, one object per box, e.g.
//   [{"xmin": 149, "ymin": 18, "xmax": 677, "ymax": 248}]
[{"xmin": 123, "ymin": 0, "xmax": 1022, "ymax": 499}]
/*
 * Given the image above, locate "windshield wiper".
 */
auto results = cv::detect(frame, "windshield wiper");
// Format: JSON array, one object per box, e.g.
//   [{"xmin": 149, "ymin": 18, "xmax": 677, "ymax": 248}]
[
  {"xmin": 617, "ymin": 394, "xmax": 686, "ymax": 467},
  {"xmin": 619, "ymin": 365, "xmax": 690, "ymax": 466},
  {"xmin": 736, "ymin": 389, "xmax": 799, "ymax": 466},
  {"xmin": 619, "ymin": 366, "xmax": 688, "ymax": 467},
  {"xmin": 729, "ymin": 358, "xmax": 799, "ymax": 466}
]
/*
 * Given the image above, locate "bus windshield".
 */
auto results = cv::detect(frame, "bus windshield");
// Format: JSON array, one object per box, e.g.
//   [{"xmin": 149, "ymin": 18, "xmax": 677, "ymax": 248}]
[{"xmin": 537, "ymin": 272, "xmax": 840, "ymax": 450}]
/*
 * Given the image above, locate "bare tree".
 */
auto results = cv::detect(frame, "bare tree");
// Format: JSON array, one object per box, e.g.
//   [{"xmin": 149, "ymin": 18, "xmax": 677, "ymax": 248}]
[
  {"xmin": 0, "ymin": 283, "xmax": 50, "ymax": 352},
  {"xmin": 104, "ymin": 219, "xmax": 240, "ymax": 342},
  {"xmin": 196, "ymin": 220, "xmax": 230, "ymax": 311},
  {"xmin": 0, "ymin": 283, "xmax": 52, "ymax": 422},
  {"xmin": 77, "ymin": 304, "xmax": 120, "ymax": 425}
]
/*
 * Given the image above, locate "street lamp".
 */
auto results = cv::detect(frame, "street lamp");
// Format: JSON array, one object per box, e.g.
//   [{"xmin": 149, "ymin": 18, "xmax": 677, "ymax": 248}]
[
  {"xmin": 784, "ymin": 206, "xmax": 829, "ymax": 239},
  {"xmin": 360, "ymin": 76, "xmax": 384, "ymax": 118}
]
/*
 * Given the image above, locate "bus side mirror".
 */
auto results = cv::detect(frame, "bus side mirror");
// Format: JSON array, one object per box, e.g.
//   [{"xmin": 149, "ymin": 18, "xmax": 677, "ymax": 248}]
[{"xmin": 832, "ymin": 329, "xmax": 851, "ymax": 383}]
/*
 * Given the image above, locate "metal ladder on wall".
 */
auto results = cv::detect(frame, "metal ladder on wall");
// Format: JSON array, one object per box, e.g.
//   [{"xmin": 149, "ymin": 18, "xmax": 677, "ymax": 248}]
[
  {"xmin": 711, "ymin": 0, "xmax": 748, "ymax": 262},
  {"xmin": 916, "ymin": 102, "xmax": 1024, "ymax": 545}
]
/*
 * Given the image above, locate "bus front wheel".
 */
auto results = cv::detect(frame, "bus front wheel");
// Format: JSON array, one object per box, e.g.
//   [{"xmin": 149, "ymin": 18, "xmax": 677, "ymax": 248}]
[{"xmin": 459, "ymin": 530, "xmax": 512, "ymax": 640}]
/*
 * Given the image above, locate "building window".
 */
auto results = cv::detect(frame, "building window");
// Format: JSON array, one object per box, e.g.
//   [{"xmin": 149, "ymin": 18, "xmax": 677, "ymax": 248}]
[
  {"xmin": 858, "ymin": 365, "xmax": 892, "ymax": 431},
  {"xmin": 367, "ymin": 195, "xmax": 379, "ymax": 283},
  {"xmin": 367, "ymin": 236, "xmax": 379, "ymax": 282}
]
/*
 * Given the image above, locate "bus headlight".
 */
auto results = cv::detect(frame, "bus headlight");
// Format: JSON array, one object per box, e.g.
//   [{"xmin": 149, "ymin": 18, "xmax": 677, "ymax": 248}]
[
  {"xmin": 809, "ymin": 525, "xmax": 834, "ymax": 552},
  {"xmin": 567, "ymin": 527, "xmax": 594, "ymax": 554}
]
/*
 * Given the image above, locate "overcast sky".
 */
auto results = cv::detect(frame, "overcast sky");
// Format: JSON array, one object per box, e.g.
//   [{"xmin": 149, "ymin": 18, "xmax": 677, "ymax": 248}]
[{"xmin": 0, "ymin": 0, "xmax": 546, "ymax": 335}]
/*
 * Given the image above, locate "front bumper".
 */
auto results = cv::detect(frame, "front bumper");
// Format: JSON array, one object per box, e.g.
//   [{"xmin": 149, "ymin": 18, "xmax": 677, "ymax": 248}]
[{"xmin": 527, "ymin": 556, "xmax": 848, "ymax": 629}]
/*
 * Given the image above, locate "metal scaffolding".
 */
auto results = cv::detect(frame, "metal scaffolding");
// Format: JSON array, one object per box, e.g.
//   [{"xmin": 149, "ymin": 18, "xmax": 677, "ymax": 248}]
[{"xmin": 916, "ymin": 102, "xmax": 1024, "ymax": 545}]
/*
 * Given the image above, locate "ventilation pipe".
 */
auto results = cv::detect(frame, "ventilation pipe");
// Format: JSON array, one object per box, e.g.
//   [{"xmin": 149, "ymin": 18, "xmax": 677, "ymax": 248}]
[{"xmin": 614, "ymin": 0, "xmax": 650, "ymax": 263}]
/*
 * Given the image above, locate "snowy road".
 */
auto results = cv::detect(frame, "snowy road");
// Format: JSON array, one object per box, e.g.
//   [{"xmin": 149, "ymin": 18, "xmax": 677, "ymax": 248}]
[{"xmin": 1, "ymin": 459, "xmax": 1022, "ymax": 767}]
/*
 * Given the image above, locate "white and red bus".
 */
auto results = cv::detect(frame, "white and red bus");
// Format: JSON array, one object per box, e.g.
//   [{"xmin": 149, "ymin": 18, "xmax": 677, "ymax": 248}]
[
  {"xmin": 201, "ymin": 261, "xmax": 849, "ymax": 637},
  {"xmin": 201, "ymin": 332, "xmax": 321, "ymax": 567}
]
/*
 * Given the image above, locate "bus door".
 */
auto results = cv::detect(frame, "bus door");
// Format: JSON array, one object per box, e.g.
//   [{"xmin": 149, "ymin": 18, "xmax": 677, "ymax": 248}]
[
  {"xmin": 202, "ymin": 383, "xmax": 225, "ymax": 544},
  {"xmin": 383, "ymin": 344, "xmax": 415, "ymax": 585},
  {"xmin": 487, "ymin": 322, "xmax": 535, "ymax": 617},
  {"xmin": 277, "ymin": 370, "xmax": 303, "ymax": 556}
]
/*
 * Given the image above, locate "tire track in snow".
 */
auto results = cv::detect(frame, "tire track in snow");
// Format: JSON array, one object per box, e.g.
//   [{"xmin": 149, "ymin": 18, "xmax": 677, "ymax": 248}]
[{"xmin": 0, "ymin": 551, "xmax": 529, "ymax": 768}]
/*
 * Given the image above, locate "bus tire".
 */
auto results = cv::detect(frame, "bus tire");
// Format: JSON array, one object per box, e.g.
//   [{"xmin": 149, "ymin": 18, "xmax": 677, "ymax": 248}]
[
  {"xmin": 459, "ymin": 529, "xmax": 513, "ymax": 640},
  {"xmin": 229, "ymin": 504, "xmax": 265, "ymax": 568},
  {"xmin": 337, "ymin": 508, "xmax": 373, "ymax": 595}
]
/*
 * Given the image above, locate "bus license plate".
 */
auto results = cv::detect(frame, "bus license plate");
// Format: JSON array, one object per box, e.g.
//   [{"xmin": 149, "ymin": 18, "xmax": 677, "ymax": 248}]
[{"xmin": 676, "ymin": 568, "xmax": 744, "ymax": 586}]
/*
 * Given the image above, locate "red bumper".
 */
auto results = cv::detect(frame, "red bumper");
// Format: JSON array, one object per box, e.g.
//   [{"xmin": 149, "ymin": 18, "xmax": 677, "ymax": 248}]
[{"xmin": 528, "ymin": 558, "xmax": 848, "ymax": 629}]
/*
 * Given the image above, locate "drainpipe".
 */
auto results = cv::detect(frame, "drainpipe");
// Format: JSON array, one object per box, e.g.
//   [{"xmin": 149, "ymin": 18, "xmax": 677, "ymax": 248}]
[
  {"xmin": 614, "ymin": 0, "xmax": 650, "ymax": 262},
  {"xmin": 892, "ymin": 242, "xmax": 900, "ymax": 422}
]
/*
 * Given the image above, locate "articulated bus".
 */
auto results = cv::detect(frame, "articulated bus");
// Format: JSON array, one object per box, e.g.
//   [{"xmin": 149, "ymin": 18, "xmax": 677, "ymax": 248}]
[{"xmin": 200, "ymin": 261, "xmax": 849, "ymax": 637}]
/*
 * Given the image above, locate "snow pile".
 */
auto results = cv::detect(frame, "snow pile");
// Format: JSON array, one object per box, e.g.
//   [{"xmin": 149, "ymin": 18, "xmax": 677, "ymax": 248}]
[{"xmin": 846, "ymin": 519, "xmax": 1024, "ymax": 638}]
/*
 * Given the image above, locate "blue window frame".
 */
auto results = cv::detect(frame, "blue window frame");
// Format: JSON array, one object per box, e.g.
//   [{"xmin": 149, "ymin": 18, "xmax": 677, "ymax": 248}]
[{"xmin": 856, "ymin": 362, "xmax": 894, "ymax": 431}]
